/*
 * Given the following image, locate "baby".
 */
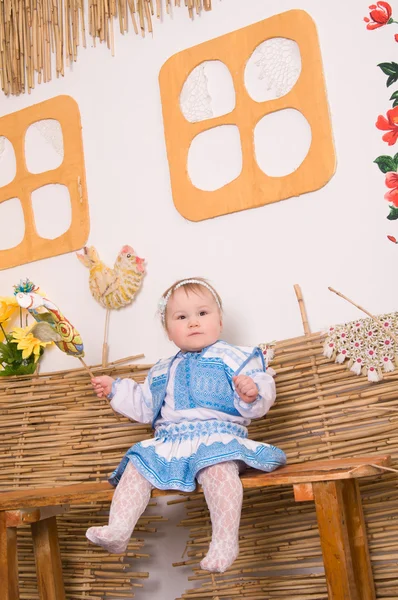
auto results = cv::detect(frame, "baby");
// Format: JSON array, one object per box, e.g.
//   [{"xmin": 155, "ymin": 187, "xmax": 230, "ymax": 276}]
[{"xmin": 87, "ymin": 277, "xmax": 286, "ymax": 572}]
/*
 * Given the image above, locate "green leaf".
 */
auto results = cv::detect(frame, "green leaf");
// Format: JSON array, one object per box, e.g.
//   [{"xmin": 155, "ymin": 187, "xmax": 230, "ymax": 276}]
[
  {"xmin": 378, "ymin": 62, "xmax": 398, "ymax": 76},
  {"xmin": 374, "ymin": 155, "xmax": 397, "ymax": 173},
  {"xmin": 387, "ymin": 75, "xmax": 398, "ymax": 88},
  {"xmin": 390, "ymin": 91, "xmax": 398, "ymax": 100},
  {"xmin": 0, "ymin": 344, "xmax": 16, "ymax": 363},
  {"xmin": 378, "ymin": 62, "xmax": 398, "ymax": 87},
  {"xmin": 0, "ymin": 338, "xmax": 28, "ymax": 366},
  {"xmin": 0, "ymin": 362, "xmax": 37, "ymax": 377},
  {"xmin": 387, "ymin": 205, "xmax": 398, "ymax": 220},
  {"xmin": 394, "ymin": 99, "xmax": 398, "ymax": 108}
]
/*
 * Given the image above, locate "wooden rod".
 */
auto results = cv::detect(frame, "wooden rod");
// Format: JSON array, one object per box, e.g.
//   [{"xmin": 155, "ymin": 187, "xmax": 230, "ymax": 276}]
[{"xmin": 328, "ymin": 286, "xmax": 398, "ymax": 344}]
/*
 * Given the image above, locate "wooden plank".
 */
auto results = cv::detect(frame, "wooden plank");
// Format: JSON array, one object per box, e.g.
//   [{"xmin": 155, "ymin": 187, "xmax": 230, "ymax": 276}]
[
  {"xmin": 313, "ymin": 480, "xmax": 359, "ymax": 600},
  {"xmin": 341, "ymin": 479, "xmax": 376, "ymax": 600},
  {"xmin": 6, "ymin": 528, "xmax": 19, "ymax": 600},
  {"xmin": 238, "ymin": 454, "xmax": 390, "ymax": 487},
  {"xmin": 0, "ymin": 455, "xmax": 390, "ymax": 510},
  {"xmin": 5, "ymin": 509, "xmax": 41, "ymax": 528},
  {"xmin": 293, "ymin": 482, "xmax": 314, "ymax": 502},
  {"xmin": 5, "ymin": 505, "xmax": 70, "ymax": 527},
  {"xmin": 0, "ymin": 481, "xmax": 115, "ymax": 511},
  {"xmin": 0, "ymin": 513, "xmax": 19, "ymax": 600},
  {"xmin": 31, "ymin": 516, "xmax": 65, "ymax": 600},
  {"xmin": 0, "ymin": 512, "xmax": 9, "ymax": 599}
]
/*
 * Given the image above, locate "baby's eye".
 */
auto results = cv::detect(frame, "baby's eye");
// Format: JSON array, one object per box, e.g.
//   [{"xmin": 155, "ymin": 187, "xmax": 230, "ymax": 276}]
[
  {"xmin": 199, "ymin": 311, "xmax": 207, "ymax": 316},
  {"xmin": 177, "ymin": 315, "xmax": 186, "ymax": 320}
]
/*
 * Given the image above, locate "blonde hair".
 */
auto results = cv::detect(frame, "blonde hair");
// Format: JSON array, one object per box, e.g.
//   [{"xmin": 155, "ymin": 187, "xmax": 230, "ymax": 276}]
[{"xmin": 159, "ymin": 277, "xmax": 222, "ymax": 328}]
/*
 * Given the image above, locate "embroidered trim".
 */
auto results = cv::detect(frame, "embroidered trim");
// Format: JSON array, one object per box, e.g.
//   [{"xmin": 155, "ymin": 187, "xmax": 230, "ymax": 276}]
[
  {"xmin": 109, "ymin": 439, "xmax": 286, "ymax": 492},
  {"xmin": 154, "ymin": 420, "xmax": 248, "ymax": 441},
  {"xmin": 108, "ymin": 377, "xmax": 121, "ymax": 400},
  {"xmin": 323, "ymin": 312, "xmax": 398, "ymax": 382},
  {"xmin": 174, "ymin": 356, "xmax": 240, "ymax": 415}
]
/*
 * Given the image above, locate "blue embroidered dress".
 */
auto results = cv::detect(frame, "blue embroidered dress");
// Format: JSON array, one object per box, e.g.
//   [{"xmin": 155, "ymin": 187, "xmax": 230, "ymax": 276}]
[{"xmin": 108, "ymin": 340, "xmax": 286, "ymax": 492}]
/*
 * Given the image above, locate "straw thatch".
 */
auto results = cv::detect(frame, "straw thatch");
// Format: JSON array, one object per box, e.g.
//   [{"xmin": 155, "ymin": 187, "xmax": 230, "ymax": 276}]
[{"xmin": 0, "ymin": 0, "xmax": 213, "ymax": 96}]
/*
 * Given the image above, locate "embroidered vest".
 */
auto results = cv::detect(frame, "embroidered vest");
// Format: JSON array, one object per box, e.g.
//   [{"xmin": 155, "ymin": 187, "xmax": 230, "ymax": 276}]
[
  {"xmin": 148, "ymin": 341, "xmax": 263, "ymax": 426},
  {"xmin": 173, "ymin": 354, "xmax": 240, "ymax": 416}
]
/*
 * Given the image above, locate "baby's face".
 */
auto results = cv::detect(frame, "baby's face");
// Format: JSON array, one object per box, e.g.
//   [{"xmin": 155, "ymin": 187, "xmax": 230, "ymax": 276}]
[{"xmin": 166, "ymin": 287, "xmax": 222, "ymax": 352}]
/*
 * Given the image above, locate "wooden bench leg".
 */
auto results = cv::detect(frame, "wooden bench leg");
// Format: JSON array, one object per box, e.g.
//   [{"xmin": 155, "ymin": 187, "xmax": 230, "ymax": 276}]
[
  {"xmin": 31, "ymin": 516, "xmax": 66, "ymax": 600},
  {"xmin": 341, "ymin": 479, "xmax": 376, "ymax": 600},
  {"xmin": 0, "ymin": 513, "xmax": 20, "ymax": 600},
  {"xmin": 313, "ymin": 480, "xmax": 375, "ymax": 600}
]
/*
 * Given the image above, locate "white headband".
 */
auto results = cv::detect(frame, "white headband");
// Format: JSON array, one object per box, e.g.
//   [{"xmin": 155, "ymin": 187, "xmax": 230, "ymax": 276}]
[{"xmin": 158, "ymin": 279, "xmax": 221, "ymax": 323}]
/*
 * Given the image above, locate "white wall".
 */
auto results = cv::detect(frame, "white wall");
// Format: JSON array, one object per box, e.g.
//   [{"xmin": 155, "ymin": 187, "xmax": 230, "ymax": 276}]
[{"xmin": 0, "ymin": 0, "xmax": 396, "ymax": 597}]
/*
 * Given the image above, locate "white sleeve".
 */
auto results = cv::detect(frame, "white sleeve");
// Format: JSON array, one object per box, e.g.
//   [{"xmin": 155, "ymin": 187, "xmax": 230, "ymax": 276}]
[
  {"xmin": 233, "ymin": 370, "xmax": 276, "ymax": 419},
  {"xmin": 231, "ymin": 348, "xmax": 276, "ymax": 419},
  {"xmin": 109, "ymin": 377, "xmax": 155, "ymax": 424}
]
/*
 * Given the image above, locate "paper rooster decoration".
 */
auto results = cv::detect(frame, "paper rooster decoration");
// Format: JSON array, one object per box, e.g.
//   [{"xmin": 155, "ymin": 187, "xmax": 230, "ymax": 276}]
[
  {"xmin": 13, "ymin": 279, "xmax": 93, "ymax": 376},
  {"xmin": 76, "ymin": 245, "xmax": 146, "ymax": 366},
  {"xmin": 76, "ymin": 245, "xmax": 145, "ymax": 310}
]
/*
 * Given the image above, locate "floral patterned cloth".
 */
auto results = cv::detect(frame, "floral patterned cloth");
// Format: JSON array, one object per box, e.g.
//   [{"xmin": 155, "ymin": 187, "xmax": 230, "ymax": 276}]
[{"xmin": 323, "ymin": 313, "xmax": 397, "ymax": 381}]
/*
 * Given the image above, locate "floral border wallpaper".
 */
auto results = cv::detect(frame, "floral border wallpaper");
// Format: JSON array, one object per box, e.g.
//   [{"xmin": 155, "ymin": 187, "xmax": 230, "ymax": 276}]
[{"xmin": 365, "ymin": 2, "xmax": 398, "ymax": 242}]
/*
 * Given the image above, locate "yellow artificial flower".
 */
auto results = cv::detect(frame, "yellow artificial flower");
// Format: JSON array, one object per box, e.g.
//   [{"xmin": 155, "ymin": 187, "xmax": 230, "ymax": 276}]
[
  {"xmin": 0, "ymin": 297, "xmax": 19, "ymax": 342},
  {"xmin": 0, "ymin": 296, "xmax": 18, "ymax": 324},
  {"xmin": 10, "ymin": 326, "xmax": 53, "ymax": 362}
]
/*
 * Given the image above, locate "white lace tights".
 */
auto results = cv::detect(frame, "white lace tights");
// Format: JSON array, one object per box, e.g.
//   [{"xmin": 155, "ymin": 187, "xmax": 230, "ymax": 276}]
[
  {"xmin": 86, "ymin": 462, "xmax": 153, "ymax": 553},
  {"xmin": 197, "ymin": 461, "xmax": 243, "ymax": 573},
  {"xmin": 86, "ymin": 460, "xmax": 243, "ymax": 573}
]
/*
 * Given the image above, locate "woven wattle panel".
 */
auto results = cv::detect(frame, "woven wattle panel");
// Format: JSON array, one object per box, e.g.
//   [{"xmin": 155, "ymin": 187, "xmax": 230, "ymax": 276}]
[{"xmin": 177, "ymin": 331, "xmax": 398, "ymax": 600}]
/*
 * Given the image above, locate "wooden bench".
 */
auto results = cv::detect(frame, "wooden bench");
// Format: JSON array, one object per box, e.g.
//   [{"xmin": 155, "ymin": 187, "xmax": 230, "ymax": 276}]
[{"xmin": 0, "ymin": 454, "xmax": 390, "ymax": 600}]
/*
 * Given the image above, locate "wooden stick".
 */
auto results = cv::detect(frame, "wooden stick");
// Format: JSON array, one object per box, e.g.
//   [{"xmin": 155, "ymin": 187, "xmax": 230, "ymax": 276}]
[
  {"xmin": 294, "ymin": 284, "xmax": 310, "ymax": 336},
  {"xmin": 328, "ymin": 286, "xmax": 398, "ymax": 345},
  {"xmin": 109, "ymin": 353, "xmax": 145, "ymax": 366},
  {"xmin": 77, "ymin": 357, "xmax": 95, "ymax": 378},
  {"xmin": 102, "ymin": 308, "xmax": 110, "ymax": 367}
]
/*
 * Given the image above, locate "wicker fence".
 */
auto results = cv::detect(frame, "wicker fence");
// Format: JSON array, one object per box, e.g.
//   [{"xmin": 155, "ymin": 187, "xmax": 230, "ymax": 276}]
[
  {"xmin": 1, "ymin": 329, "xmax": 398, "ymax": 599},
  {"xmin": 176, "ymin": 330, "xmax": 398, "ymax": 599},
  {"xmin": 0, "ymin": 359, "xmax": 161, "ymax": 599}
]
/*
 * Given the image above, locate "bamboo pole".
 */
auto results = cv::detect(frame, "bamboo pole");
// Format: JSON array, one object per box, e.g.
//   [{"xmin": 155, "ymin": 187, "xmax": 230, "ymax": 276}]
[
  {"xmin": 329, "ymin": 286, "xmax": 398, "ymax": 345},
  {"xmin": 102, "ymin": 307, "xmax": 110, "ymax": 367},
  {"xmin": 293, "ymin": 284, "xmax": 310, "ymax": 336},
  {"xmin": 78, "ymin": 356, "xmax": 96, "ymax": 378}
]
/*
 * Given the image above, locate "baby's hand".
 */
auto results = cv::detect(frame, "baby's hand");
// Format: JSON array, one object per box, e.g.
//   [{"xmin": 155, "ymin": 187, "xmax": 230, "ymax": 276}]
[
  {"xmin": 233, "ymin": 375, "xmax": 258, "ymax": 404},
  {"xmin": 91, "ymin": 375, "xmax": 115, "ymax": 399}
]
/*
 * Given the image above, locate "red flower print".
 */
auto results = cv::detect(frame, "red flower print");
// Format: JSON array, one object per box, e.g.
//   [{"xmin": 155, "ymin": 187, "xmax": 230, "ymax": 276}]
[
  {"xmin": 385, "ymin": 188, "xmax": 398, "ymax": 205},
  {"xmin": 384, "ymin": 171, "xmax": 398, "ymax": 205},
  {"xmin": 395, "ymin": 34, "xmax": 398, "ymax": 42},
  {"xmin": 376, "ymin": 107, "xmax": 398, "ymax": 145},
  {"xmin": 387, "ymin": 234, "xmax": 398, "ymax": 243},
  {"xmin": 364, "ymin": 2, "xmax": 392, "ymax": 29}
]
